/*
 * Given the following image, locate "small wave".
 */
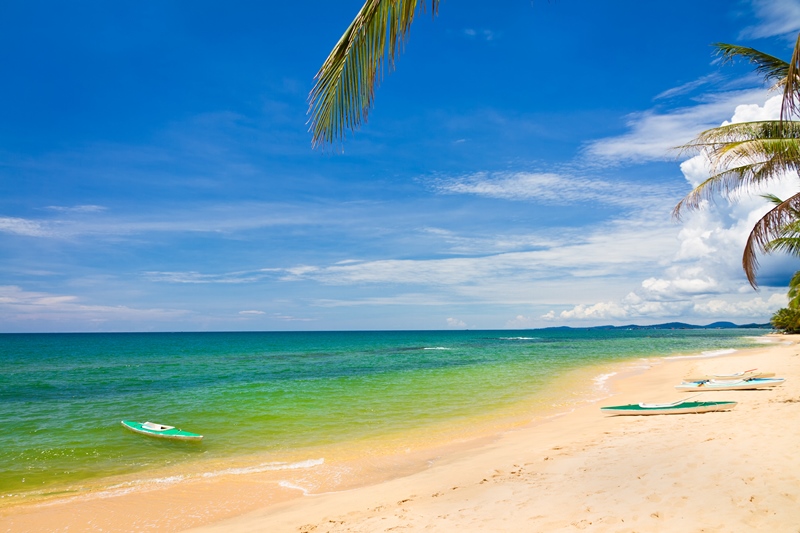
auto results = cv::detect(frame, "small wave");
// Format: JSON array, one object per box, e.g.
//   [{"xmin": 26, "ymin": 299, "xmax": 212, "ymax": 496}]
[
  {"xmin": 499, "ymin": 337, "xmax": 538, "ymax": 341},
  {"xmin": 592, "ymin": 372, "xmax": 617, "ymax": 391},
  {"xmin": 664, "ymin": 348, "xmax": 737, "ymax": 360},
  {"xmin": 423, "ymin": 347, "xmax": 450, "ymax": 350},
  {"xmin": 750, "ymin": 336, "xmax": 788, "ymax": 345},
  {"xmin": 201, "ymin": 458, "xmax": 324, "ymax": 478},
  {"xmin": 31, "ymin": 458, "xmax": 326, "ymax": 506},
  {"xmin": 278, "ymin": 480, "xmax": 311, "ymax": 495}
]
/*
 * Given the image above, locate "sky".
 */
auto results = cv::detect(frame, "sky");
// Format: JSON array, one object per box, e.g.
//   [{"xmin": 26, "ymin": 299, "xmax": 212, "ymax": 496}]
[{"xmin": 3, "ymin": 0, "xmax": 800, "ymax": 332}]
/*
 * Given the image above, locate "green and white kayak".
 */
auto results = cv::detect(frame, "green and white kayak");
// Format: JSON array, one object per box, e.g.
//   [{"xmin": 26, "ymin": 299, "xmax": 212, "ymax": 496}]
[
  {"xmin": 601, "ymin": 399, "xmax": 737, "ymax": 416},
  {"xmin": 121, "ymin": 420, "xmax": 203, "ymax": 441}
]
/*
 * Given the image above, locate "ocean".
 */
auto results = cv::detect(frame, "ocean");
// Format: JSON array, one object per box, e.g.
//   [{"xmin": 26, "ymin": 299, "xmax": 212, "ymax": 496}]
[{"xmin": 0, "ymin": 328, "xmax": 769, "ymax": 507}]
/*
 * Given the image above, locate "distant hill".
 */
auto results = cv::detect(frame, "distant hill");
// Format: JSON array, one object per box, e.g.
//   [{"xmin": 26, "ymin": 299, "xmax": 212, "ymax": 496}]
[{"xmin": 543, "ymin": 322, "xmax": 771, "ymax": 331}]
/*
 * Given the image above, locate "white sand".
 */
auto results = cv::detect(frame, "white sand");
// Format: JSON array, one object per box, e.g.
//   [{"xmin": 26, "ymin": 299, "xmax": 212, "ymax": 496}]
[{"xmin": 4, "ymin": 335, "xmax": 800, "ymax": 532}]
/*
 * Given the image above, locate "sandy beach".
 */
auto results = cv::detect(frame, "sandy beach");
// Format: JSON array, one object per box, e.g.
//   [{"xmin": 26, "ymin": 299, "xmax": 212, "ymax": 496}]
[{"xmin": 4, "ymin": 334, "xmax": 800, "ymax": 532}]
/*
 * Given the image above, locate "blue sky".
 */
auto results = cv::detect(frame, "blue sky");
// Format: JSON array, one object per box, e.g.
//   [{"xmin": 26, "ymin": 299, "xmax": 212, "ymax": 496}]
[{"xmin": 3, "ymin": 0, "xmax": 800, "ymax": 332}]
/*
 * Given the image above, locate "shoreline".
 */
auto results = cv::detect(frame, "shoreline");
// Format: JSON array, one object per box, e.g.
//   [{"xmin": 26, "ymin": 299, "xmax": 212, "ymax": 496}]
[{"xmin": 3, "ymin": 334, "xmax": 798, "ymax": 532}]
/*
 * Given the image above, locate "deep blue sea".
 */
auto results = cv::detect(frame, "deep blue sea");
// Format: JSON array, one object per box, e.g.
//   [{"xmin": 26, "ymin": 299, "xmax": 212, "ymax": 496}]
[{"xmin": 0, "ymin": 328, "xmax": 769, "ymax": 506}]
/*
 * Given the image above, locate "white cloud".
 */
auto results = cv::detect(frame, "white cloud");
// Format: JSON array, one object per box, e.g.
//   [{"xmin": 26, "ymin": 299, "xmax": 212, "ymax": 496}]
[
  {"xmin": 0, "ymin": 217, "xmax": 51, "ymax": 237},
  {"xmin": 462, "ymin": 28, "xmax": 498, "ymax": 41},
  {"xmin": 238, "ymin": 310, "xmax": 265, "ymax": 315},
  {"xmin": 45, "ymin": 205, "xmax": 107, "ymax": 213},
  {"xmin": 430, "ymin": 171, "xmax": 677, "ymax": 207},
  {"xmin": 0, "ymin": 285, "xmax": 188, "ymax": 328},
  {"xmin": 543, "ymin": 92, "xmax": 795, "ymax": 325},
  {"xmin": 446, "ymin": 317, "xmax": 467, "ymax": 328},
  {"xmin": 654, "ymin": 74, "xmax": 719, "ymax": 100},
  {"xmin": 740, "ymin": 0, "xmax": 800, "ymax": 40},
  {"xmin": 271, "ymin": 313, "xmax": 315, "ymax": 322},
  {"xmin": 145, "ymin": 269, "xmax": 280, "ymax": 284},
  {"xmin": 0, "ymin": 202, "xmax": 327, "ymax": 240},
  {"xmin": 585, "ymin": 89, "xmax": 770, "ymax": 163}
]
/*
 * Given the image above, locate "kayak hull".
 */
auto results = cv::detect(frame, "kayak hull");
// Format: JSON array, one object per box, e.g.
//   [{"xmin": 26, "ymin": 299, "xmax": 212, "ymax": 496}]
[
  {"xmin": 676, "ymin": 377, "xmax": 785, "ymax": 391},
  {"xmin": 121, "ymin": 420, "xmax": 203, "ymax": 441},
  {"xmin": 683, "ymin": 371, "xmax": 775, "ymax": 382},
  {"xmin": 601, "ymin": 401, "xmax": 737, "ymax": 416}
]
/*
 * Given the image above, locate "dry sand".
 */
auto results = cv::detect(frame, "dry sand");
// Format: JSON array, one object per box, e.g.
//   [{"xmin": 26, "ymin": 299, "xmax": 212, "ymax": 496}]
[{"xmin": 4, "ymin": 335, "xmax": 800, "ymax": 532}]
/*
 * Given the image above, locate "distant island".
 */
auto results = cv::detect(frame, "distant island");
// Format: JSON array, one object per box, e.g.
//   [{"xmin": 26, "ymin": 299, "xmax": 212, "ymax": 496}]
[{"xmin": 542, "ymin": 321, "xmax": 771, "ymax": 331}]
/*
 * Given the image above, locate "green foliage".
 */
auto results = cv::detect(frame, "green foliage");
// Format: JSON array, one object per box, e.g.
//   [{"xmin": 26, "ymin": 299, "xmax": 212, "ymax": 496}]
[
  {"xmin": 675, "ymin": 34, "xmax": 800, "ymax": 288},
  {"xmin": 770, "ymin": 306, "xmax": 800, "ymax": 333},
  {"xmin": 770, "ymin": 270, "xmax": 800, "ymax": 333},
  {"xmin": 308, "ymin": 0, "xmax": 440, "ymax": 149}
]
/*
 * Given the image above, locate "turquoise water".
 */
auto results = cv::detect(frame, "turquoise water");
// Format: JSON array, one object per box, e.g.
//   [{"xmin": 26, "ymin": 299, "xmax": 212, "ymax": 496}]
[{"xmin": 0, "ymin": 329, "xmax": 767, "ymax": 503}]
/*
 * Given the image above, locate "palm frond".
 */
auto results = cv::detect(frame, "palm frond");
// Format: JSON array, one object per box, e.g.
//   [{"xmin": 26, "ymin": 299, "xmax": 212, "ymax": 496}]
[
  {"xmin": 742, "ymin": 192, "xmax": 800, "ymax": 288},
  {"xmin": 714, "ymin": 42, "xmax": 789, "ymax": 85},
  {"xmin": 788, "ymin": 270, "xmax": 800, "ymax": 308},
  {"xmin": 764, "ymin": 236, "xmax": 800, "ymax": 255},
  {"xmin": 761, "ymin": 193, "xmax": 785, "ymax": 206},
  {"xmin": 308, "ymin": 0, "xmax": 440, "ymax": 149},
  {"xmin": 673, "ymin": 121, "xmax": 800, "ymax": 218},
  {"xmin": 783, "ymin": 33, "xmax": 800, "ymax": 121}
]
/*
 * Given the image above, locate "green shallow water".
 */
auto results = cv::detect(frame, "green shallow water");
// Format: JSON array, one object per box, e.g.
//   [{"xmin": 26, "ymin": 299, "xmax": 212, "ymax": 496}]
[{"xmin": 0, "ymin": 329, "xmax": 769, "ymax": 501}]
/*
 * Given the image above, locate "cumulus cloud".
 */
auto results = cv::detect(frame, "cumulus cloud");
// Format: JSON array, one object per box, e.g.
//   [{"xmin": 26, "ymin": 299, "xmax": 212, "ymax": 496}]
[
  {"xmin": 446, "ymin": 317, "xmax": 467, "ymax": 328},
  {"xmin": 543, "ymin": 93, "xmax": 794, "ymax": 324}
]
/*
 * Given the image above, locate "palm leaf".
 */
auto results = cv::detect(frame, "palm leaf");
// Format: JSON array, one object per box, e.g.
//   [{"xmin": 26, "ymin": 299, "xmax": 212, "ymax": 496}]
[
  {"xmin": 788, "ymin": 270, "xmax": 800, "ymax": 308},
  {"xmin": 742, "ymin": 192, "xmax": 800, "ymax": 288},
  {"xmin": 673, "ymin": 121, "xmax": 800, "ymax": 217},
  {"xmin": 714, "ymin": 42, "xmax": 789, "ymax": 88},
  {"xmin": 307, "ymin": 0, "xmax": 439, "ymax": 149},
  {"xmin": 783, "ymin": 33, "xmax": 800, "ymax": 120}
]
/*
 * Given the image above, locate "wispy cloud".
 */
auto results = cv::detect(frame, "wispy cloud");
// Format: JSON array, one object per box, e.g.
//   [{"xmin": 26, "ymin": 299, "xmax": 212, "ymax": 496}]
[
  {"xmin": 429, "ymin": 171, "xmax": 679, "ymax": 207},
  {"xmin": 44, "ymin": 205, "xmax": 107, "ymax": 213},
  {"xmin": 145, "ymin": 269, "xmax": 280, "ymax": 284},
  {"xmin": 0, "ymin": 285, "xmax": 188, "ymax": 328},
  {"xmin": 584, "ymin": 88, "xmax": 770, "ymax": 163},
  {"xmin": 0, "ymin": 203, "xmax": 327, "ymax": 240},
  {"xmin": 0, "ymin": 217, "xmax": 51, "ymax": 237},
  {"xmin": 654, "ymin": 74, "xmax": 720, "ymax": 101},
  {"xmin": 463, "ymin": 28, "xmax": 498, "ymax": 41},
  {"xmin": 740, "ymin": 0, "xmax": 800, "ymax": 40}
]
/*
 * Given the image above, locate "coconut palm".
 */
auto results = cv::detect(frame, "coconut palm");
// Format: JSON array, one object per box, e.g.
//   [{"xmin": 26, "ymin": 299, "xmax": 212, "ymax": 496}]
[
  {"xmin": 308, "ymin": 0, "xmax": 440, "ymax": 149},
  {"xmin": 770, "ymin": 305, "xmax": 800, "ymax": 332},
  {"xmin": 674, "ymin": 34, "xmax": 800, "ymax": 288},
  {"xmin": 760, "ymin": 193, "xmax": 800, "ymax": 259},
  {"xmin": 770, "ymin": 270, "xmax": 800, "ymax": 332}
]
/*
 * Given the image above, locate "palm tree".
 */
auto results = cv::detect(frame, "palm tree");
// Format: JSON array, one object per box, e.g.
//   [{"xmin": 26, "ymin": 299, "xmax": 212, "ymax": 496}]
[
  {"xmin": 760, "ymin": 193, "xmax": 800, "ymax": 258},
  {"xmin": 770, "ymin": 270, "xmax": 800, "ymax": 332},
  {"xmin": 674, "ymin": 34, "xmax": 800, "ymax": 288},
  {"xmin": 770, "ymin": 305, "xmax": 800, "ymax": 332},
  {"xmin": 308, "ymin": 0, "xmax": 440, "ymax": 149}
]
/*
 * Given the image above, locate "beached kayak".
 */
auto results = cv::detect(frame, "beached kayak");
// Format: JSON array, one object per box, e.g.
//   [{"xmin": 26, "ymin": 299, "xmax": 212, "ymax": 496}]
[
  {"xmin": 121, "ymin": 420, "xmax": 203, "ymax": 441},
  {"xmin": 682, "ymin": 370, "xmax": 775, "ymax": 382},
  {"xmin": 675, "ymin": 377, "xmax": 784, "ymax": 391},
  {"xmin": 601, "ymin": 400, "xmax": 737, "ymax": 416}
]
